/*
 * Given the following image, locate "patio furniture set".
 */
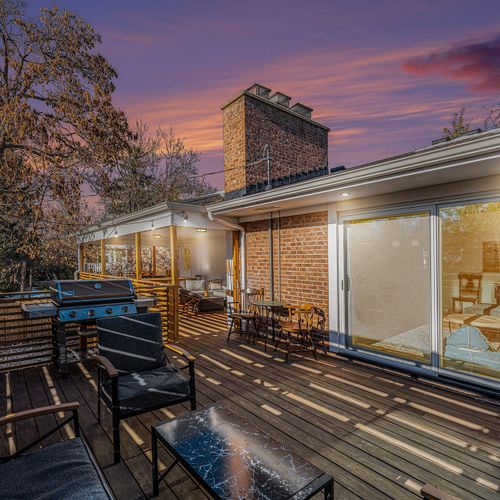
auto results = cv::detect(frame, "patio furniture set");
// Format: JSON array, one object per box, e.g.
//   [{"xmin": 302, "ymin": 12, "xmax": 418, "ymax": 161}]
[
  {"xmin": 227, "ymin": 288, "xmax": 328, "ymax": 362},
  {"xmin": 1, "ymin": 294, "xmax": 462, "ymax": 499},
  {"xmin": 0, "ymin": 309, "xmax": 335, "ymax": 499}
]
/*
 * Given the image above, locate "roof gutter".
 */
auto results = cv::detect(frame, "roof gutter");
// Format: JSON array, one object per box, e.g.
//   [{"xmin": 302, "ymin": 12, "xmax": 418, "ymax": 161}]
[{"xmin": 207, "ymin": 211, "xmax": 244, "ymax": 232}]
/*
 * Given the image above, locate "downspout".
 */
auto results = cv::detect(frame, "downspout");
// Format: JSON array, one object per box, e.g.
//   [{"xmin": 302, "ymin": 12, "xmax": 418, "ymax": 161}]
[
  {"xmin": 277, "ymin": 211, "xmax": 281, "ymax": 300},
  {"xmin": 269, "ymin": 214, "xmax": 274, "ymax": 300}
]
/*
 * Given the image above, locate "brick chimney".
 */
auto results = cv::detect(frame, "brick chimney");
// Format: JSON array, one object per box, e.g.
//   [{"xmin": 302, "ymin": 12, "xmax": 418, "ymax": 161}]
[{"xmin": 221, "ymin": 83, "xmax": 330, "ymax": 198}]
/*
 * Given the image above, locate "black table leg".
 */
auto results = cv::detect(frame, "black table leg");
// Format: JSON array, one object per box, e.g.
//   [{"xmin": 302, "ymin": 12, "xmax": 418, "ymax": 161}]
[
  {"xmin": 56, "ymin": 322, "xmax": 69, "ymax": 375},
  {"xmin": 152, "ymin": 429, "xmax": 159, "ymax": 496},
  {"xmin": 324, "ymin": 478, "xmax": 334, "ymax": 499}
]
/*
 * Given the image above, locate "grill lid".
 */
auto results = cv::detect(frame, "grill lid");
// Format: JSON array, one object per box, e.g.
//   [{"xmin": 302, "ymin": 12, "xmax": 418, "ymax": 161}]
[{"xmin": 50, "ymin": 279, "xmax": 136, "ymax": 305}]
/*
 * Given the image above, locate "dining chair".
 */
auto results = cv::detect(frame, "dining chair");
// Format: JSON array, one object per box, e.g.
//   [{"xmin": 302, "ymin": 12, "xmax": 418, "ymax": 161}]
[
  {"xmin": 227, "ymin": 288, "xmax": 264, "ymax": 345},
  {"xmin": 276, "ymin": 304, "xmax": 316, "ymax": 362},
  {"xmin": 310, "ymin": 307, "xmax": 328, "ymax": 356},
  {"xmin": 452, "ymin": 273, "xmax": 482, "ymax": 313}
]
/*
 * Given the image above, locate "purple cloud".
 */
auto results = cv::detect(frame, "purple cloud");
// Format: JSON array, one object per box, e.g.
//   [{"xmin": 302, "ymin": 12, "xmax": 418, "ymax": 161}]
[{"xmin": 404, "ymin": 35, "xmax": 500, "ymax": 92}]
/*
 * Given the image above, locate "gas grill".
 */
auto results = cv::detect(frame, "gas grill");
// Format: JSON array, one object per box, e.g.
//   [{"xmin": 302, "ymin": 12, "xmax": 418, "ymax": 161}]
[{"xmin": 22, "ymin": 279, "xmax": 155, "ymax": 373}]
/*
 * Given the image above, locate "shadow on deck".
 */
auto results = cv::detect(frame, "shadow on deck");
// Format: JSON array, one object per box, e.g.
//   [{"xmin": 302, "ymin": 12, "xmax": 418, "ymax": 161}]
[{"xmin": 1, "ymin": 311, "xmax": 500, "ymax": 499}]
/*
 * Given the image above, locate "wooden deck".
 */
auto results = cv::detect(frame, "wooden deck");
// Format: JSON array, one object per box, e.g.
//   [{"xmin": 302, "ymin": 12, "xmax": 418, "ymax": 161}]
[{"xmin": 1, "ymin": 311, "xmax": 500, "ymax": 499}]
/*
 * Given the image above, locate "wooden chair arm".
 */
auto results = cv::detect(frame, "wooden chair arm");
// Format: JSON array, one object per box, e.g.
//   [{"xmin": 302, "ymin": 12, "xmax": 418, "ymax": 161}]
[
  {"xmin": 165, "ymin": 344, "xmax": 195, "ymax": 363},
  {"xmin": 420, "ymin": 484, "xmax": 461, "ymax": 500},
  {"xmin": 94, "ymin": 354, "xmax": 118, "ymax": 378},
  {"xmin": 0, "ymin": 402, "xmax": 80, "ymax": 427}
]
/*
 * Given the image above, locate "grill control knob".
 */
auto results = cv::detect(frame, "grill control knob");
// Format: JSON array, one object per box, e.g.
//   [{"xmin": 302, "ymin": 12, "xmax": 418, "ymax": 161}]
[
  {"xmin": 69, "ymin": 311, "xmax": 77, "ymax": 318},
  {"xmin": 106, "ymin": 308, "xmax": 113, "ymax": 314},
  {"xmin": 122, "ymin": 306, "xmax": 129, "ymax": 313},
  {"xmin": 88, "ymin": 309, "xmax": 95, "ymax": 317}
]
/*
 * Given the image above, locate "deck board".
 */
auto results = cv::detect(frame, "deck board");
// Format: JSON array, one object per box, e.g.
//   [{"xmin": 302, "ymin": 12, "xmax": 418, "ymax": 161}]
[{"xmin": 0, "ymin": 311, "xmax": 499, "ymax": 499}]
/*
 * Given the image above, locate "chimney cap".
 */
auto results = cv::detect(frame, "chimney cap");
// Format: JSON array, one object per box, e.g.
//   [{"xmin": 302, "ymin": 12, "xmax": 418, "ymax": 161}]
[
  {"xmin": 269, "ymin": 91, "xmax": 291, "ymax": 107},
  {"xmin": 290, "ymin": 102, "xmax": 313, "ymax": 118},
  {"xmin": 246, "ymin": 83, "xmax": 271, "ymax": 98}
]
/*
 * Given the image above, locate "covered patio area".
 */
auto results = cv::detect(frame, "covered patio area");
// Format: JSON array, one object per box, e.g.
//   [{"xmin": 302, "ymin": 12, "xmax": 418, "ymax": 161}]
[
  {"xmin": 79, "ymin": 197, "xmax": 236, "ymax": 285},
  {"xmin": 77, "ymin": 196, "xmax": 241, "ymax": 340}
]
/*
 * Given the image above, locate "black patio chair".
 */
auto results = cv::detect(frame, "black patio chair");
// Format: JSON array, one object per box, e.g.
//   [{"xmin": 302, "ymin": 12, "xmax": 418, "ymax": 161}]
[{"xmin": 95, "ymin": 312, "xmax": 196, "ymax": 464}]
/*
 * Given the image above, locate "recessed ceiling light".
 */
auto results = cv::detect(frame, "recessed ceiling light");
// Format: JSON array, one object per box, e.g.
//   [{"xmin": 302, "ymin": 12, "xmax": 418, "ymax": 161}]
[{"xmin": 341, "ymin": 192, "xmax": 349, "ymax": 197}]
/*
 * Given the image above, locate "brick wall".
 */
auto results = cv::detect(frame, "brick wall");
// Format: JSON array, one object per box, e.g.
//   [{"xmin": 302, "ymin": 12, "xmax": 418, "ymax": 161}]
[
  {"xmin": 222, "ymin": 90, "xmax": 329, "ymax": 196},
  {"xmin": 244, "ymin": 97, "xmax": 328, "ymax": 186},
  {"xmin": 223, "ymin": 97, "xmax": 246, "ymax": 193},
  {"xmin": 243, "ymin": 211, "xmax": 329, "ymax": 318}
]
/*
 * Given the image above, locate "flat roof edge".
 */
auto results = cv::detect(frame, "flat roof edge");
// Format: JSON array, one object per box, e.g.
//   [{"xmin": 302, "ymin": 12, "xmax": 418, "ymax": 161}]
[{"xmin": 220, "ymin": 91, "xmax": 331, "ymax": 131}]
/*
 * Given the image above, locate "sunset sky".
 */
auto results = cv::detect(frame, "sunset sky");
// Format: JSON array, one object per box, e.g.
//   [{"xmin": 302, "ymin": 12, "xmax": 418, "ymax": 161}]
[{"xmin": 31, "ymin": 1, "xmax": 500, "ymax": 188}]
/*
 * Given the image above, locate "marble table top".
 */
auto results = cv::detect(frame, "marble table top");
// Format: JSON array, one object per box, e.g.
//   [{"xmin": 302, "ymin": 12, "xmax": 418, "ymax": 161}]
[{"xmin": 154, "ymin": 404, "xmax": 331, "ymax": 499}]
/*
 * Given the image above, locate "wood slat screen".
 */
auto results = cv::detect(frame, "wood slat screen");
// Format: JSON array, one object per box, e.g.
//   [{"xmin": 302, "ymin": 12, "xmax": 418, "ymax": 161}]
[{"xmin": 0, "ymin": 291, "xmax": 53, "ymax": 372}]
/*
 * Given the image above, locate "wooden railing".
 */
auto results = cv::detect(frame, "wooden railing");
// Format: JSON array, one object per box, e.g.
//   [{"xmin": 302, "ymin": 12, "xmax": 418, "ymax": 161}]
[
  {"xmin": 78, "ymin": 272, "xmax": 179, "ymax": 343},
  {"xmin": 0, "ymin": 291, "xmax": 53, "ymax": 372}
]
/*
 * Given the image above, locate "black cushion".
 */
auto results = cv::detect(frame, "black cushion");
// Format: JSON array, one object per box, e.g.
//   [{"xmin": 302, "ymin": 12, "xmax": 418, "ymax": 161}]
[
  {"xmin": 102, "ymin": 365, "xmax": 190, "ymax": 414},
  {"xmin": 97, "ymin": 312, "xmax": 166, "ymax": 374},
  {"xmin": 0, "ymin": 437, "xmax": 111, "ymax": 500}
]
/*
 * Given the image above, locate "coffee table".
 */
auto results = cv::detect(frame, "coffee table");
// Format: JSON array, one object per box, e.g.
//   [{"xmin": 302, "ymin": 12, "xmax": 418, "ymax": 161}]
[{"xmin": 152, "ymin": 405, "xmax": 333, "ymax": 499}]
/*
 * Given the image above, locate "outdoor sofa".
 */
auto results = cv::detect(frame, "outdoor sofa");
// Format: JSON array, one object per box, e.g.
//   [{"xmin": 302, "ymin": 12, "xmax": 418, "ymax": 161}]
[
  {"xmin": 182, "ymin": 279, "xmax": 227, "ymax": 312},
  {"xmin": 0, "ymin": 402, "xmax": 114, "ymax": 499}
]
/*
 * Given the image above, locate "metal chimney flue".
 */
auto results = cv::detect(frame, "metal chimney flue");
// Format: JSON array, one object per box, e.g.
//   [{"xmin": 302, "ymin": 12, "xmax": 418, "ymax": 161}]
[
  {"xmin": 269, "ymin": 92, "xmax": 291, "ymax": 108},
  {"xmin": 290, "ymin": 102, "xmax": 313, "ymax": 119},
  {"xmin": 246, "ymin": 83, "xmax": 271, "ymax": 99}
]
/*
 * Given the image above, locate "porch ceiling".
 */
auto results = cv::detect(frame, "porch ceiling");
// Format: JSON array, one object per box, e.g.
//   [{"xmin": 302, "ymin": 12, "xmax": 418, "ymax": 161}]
[{"xmin": 78, "ymin": 205, "xmax": 231, "ymax": 243}]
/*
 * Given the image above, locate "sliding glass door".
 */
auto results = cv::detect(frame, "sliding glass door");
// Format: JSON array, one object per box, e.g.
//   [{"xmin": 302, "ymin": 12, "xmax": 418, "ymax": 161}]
[
  {"xmin": 341, "ymin": 199, "xmax": 500, "ymax": 389},
  {"xmin": 440, "ymin": 200, "xmax": 500, "ymax": 382},
  {"xmin": 344, "ymin": 211, "xmax": 432, "ymax": 364}
]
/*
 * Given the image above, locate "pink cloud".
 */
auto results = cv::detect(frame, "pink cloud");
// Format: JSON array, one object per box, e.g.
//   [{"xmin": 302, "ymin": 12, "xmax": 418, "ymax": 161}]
[{"xmin": 403, "ymin": 35, "xmax": 500, "ymax": 92}]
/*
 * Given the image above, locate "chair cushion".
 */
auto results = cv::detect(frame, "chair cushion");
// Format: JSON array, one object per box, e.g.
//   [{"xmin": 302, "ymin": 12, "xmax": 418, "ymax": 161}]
[
  {"xmin": 102, "ymin": 365, "xmax": 190, "ymax": 414},
  {"xmin": 0, "ymin": 437, "xmax": 111, "ymax": 499},
  {"xmin": 185, "ymin": 280, "xmax": 205, "ymax": 292},
  {"xmin": 97, "ymin": 312, "xmax": 165, "ymax": 374},
  {"xmin": 444, "ymin": 326, "xmax": 491, "ymax": 366}
]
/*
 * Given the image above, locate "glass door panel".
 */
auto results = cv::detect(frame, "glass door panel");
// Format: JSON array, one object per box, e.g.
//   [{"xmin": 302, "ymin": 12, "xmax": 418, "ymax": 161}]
[
  {"xmin": 345, "ymin": 212, "xmax": 432, "ymax": 363},
  {"xmin": 440, "ymin": 201, "xmax": 500, "ymax": 381}
]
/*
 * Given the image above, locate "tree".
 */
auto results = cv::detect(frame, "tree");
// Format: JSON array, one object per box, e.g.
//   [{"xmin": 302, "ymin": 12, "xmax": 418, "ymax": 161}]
[
  {"xmin": 442, "ymin": 107, "xmax": 471, "ymax": 140},
  {"xmin": 483, "ymin": 105, "xmax": 500, "ymax": 131},
  {"xmin": 0, "ymin": 1, "xmax": 131, "ymax": 290},
  {"xmin": 90, "ymin": 123, "xmax": 213, "ymax": 218}
]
